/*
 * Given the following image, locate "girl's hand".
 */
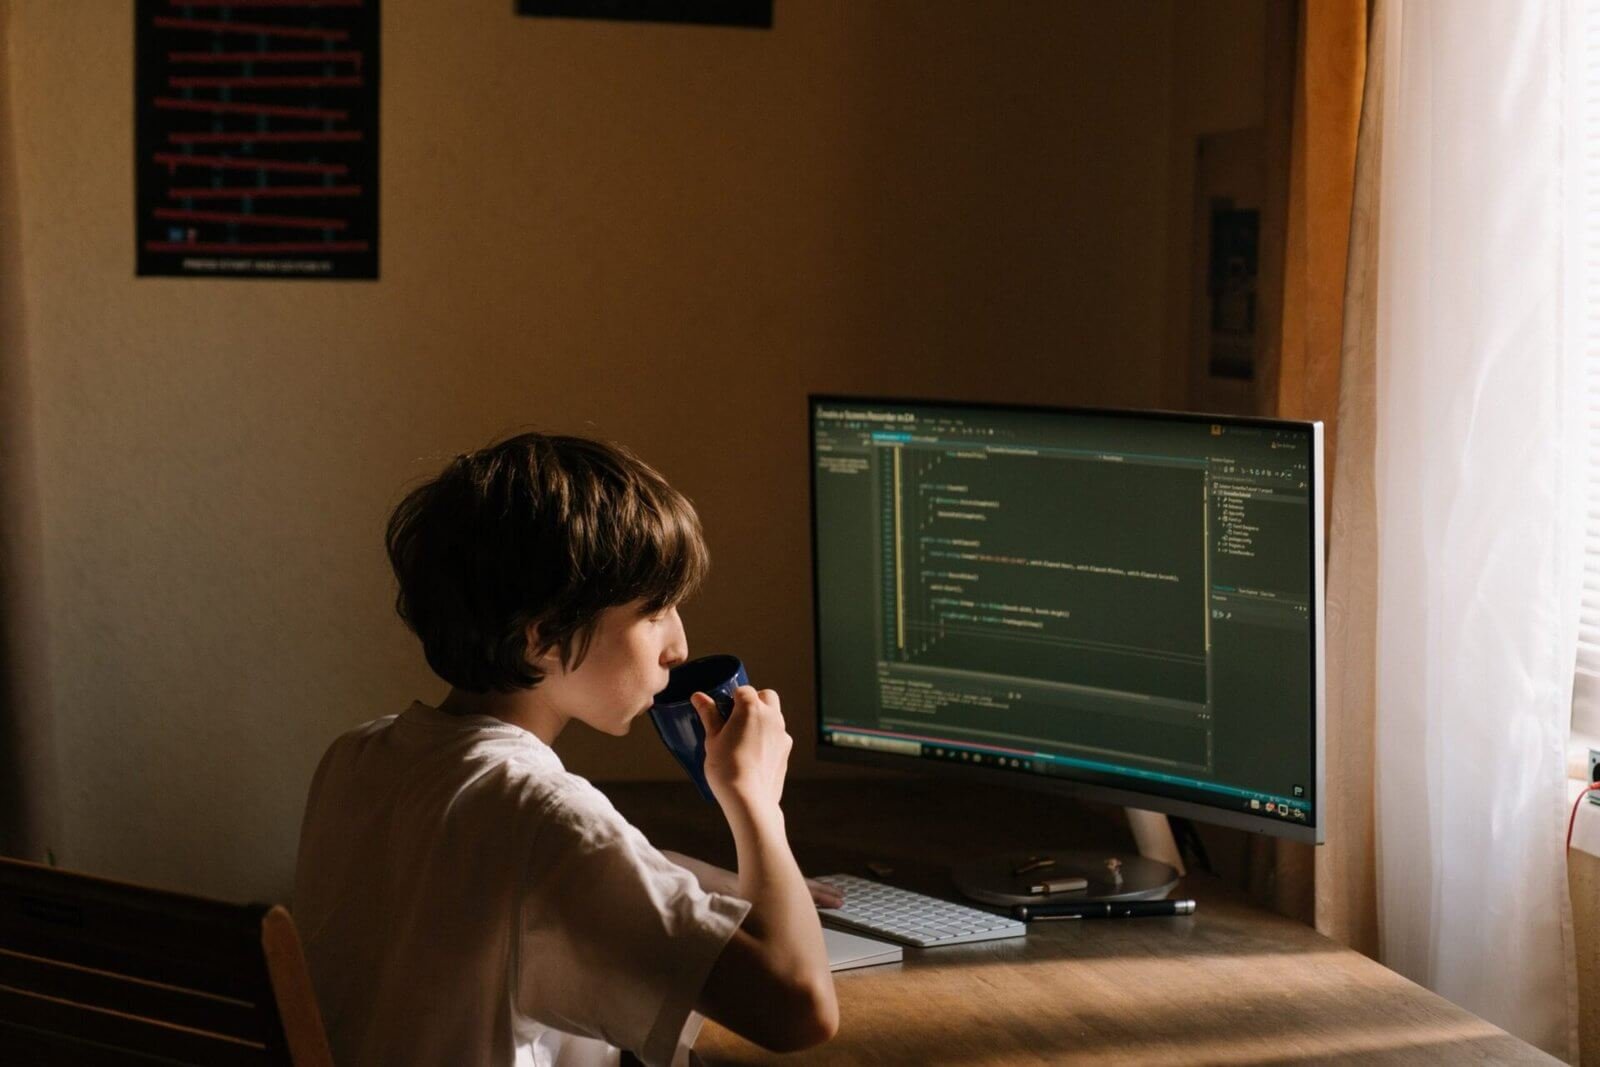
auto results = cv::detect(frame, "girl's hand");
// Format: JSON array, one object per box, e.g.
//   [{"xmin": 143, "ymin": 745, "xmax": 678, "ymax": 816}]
[{"xmin": 692, "ymin": 686, "xmax": 791, "ymax": 815}]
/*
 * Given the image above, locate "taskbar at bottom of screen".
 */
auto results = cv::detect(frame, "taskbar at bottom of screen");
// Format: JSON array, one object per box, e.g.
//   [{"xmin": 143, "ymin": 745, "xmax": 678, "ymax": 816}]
[{"xmin": 821, "ymin": 726, "xmax": 1312, "ymax": 824}]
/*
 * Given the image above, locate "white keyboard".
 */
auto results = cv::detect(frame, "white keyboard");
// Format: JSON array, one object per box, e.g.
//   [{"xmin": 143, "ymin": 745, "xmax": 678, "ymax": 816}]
[{"xmin": 814, "ymin": 873, "xmax": 1026, "ymax": 948}]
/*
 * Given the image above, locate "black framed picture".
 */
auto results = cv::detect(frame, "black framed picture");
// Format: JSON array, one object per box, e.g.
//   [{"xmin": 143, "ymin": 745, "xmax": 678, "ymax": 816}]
[
  {"xmin": 135, "ymin": 0, "xmax": 381, "ymax": 279},
  {"xmin": 516, "ymin": 2, "xmax": 772, "ymax": 28}
]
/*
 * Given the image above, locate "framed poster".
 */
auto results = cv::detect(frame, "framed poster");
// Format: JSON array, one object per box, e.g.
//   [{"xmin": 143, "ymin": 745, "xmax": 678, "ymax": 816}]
[
  {"xmin": 516, "ymin": 2, "xmax": 772, "ymax": 28},
  {"xmin": 135, "ymin": 0, "xmax": 380, "ymax": 279},
  {"xmin": 1184, "ymin": 127, "xmax": 1270, "ymax": 415},
  {"xmin": 1206, "ymin": 203, "xmax": 1259, "ymax": 382}
]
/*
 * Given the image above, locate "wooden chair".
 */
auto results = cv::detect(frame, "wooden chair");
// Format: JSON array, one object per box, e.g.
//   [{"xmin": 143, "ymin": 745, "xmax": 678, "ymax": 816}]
[{"xmin": 0, "ymin": 855, "xmax": 332, "ymax": 1065}]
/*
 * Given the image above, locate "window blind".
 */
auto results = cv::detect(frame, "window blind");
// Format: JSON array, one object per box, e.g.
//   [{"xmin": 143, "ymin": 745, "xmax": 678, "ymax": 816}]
[{"xmin": 1571, "ymin": 0, "xmax": 1600, "ymax": 743}]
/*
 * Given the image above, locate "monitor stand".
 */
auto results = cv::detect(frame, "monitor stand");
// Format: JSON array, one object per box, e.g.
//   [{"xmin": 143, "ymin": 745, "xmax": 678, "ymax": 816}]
[{"xmin": 950, "ymin": 808, "xmax": 1184, "ymax": 905}]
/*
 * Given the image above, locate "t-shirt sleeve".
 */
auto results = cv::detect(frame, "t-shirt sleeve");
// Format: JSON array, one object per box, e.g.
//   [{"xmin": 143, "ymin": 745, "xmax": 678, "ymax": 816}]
[{"xmin": 513, "ymin": 778, "xmax": 752, "ymax": 1067}]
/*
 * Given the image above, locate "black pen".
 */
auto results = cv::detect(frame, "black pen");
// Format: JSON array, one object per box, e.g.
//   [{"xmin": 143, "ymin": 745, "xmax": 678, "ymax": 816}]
[{"xmin": 1013, "ymin": 899, "xmax": 1197, "ymax": 922}]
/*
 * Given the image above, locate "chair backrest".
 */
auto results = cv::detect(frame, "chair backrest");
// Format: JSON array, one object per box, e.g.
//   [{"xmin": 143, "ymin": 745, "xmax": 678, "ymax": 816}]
[{"xmin": 0, "ymin": 855, "xmax": 332, "ymax": 1065}]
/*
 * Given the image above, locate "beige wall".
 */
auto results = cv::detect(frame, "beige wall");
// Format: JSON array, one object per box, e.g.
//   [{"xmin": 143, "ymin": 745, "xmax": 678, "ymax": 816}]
[
  {"xmin": 4, "ymin": 2, "xmax": 1229, "ymax": 902},
  {"xmin": 1160, "ymin": 0, "xmax": 1276, "ymax": 411}
]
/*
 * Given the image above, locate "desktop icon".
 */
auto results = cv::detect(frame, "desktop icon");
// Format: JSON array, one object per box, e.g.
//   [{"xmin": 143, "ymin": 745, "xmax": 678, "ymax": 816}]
[
  {"xmin": 1265, "ymin": 802, "xmax": 1276, "ymax": 813},
  {"xmin": 1250, "ymin": 799, "xmax": 1261, "ymax": 810}
]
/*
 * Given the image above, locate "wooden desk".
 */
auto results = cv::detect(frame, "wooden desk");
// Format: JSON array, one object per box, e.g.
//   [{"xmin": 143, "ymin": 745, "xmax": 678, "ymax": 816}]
[{"xmin": 599, "ymin": 779, "xmax": 1558, "ymax": 1065}]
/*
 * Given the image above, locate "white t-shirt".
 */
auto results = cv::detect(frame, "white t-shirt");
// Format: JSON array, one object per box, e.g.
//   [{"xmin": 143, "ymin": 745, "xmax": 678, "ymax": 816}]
[{"xmin": 293, "ymin": 702, "xmax": 751, "ymax": 1067}]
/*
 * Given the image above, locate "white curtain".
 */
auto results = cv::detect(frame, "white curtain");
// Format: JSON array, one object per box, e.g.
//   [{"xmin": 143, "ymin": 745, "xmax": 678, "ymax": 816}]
[{"xmin": 1367, "ymin": 1, "xmax": 1582, "ymax": 1057}]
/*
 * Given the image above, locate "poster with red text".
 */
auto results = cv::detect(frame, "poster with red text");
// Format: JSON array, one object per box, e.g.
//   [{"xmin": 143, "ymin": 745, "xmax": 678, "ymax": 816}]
[{"xmin": 136, "ymin": 0, "xmax": 380, "ymax": 280}]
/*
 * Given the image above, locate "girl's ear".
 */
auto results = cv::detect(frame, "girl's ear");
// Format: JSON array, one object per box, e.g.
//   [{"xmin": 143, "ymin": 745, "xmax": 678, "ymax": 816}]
[{"xmin": 523, "ymin": 622, "xmax": 563, "ymax": 675}]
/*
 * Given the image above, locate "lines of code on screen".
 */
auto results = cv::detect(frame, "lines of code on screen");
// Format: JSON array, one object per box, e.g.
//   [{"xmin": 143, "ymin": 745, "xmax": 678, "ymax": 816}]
[{"xmin": 888, "ymin": 448, "xmax": 1207, "ymax": 702}]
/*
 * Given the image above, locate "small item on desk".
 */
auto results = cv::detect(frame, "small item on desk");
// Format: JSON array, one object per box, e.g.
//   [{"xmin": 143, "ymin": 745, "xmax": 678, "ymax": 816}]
[
  {"xmin": 1011, "ymin": 855, "xmax": 1056, "ymax": 876},
  {"xmin": 1014, "ymin": 898, "xmax": 1197, "ymax": 922},
  {"xmin": 865, "ymin": 861, "xmax": 894, "ymax": 879},
  {"xmin": 823, "ymin": 927, "xmax": 903, "ymax": 972},
  {"xmin": 1028, "ymin": 876, "xmax": 1089, "ymax": 895}
]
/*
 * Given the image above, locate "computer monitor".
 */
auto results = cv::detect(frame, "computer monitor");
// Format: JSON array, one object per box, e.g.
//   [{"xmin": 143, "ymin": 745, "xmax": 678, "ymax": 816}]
[{"xmin": 810, "ymin": 396, "xmax": 1325, "ymax": 882}]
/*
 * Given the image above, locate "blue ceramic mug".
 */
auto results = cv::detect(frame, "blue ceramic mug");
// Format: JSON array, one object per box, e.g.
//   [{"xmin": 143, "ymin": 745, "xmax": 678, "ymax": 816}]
[{"xmin": 648, "ymin": 654, "xmax": 747, "ymax": 803}]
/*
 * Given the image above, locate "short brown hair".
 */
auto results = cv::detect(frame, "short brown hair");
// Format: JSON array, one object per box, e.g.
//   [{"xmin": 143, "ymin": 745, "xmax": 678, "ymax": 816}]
[{"xmin": 385, "ymin": 432, "xmax": 709, "ymax": 693}]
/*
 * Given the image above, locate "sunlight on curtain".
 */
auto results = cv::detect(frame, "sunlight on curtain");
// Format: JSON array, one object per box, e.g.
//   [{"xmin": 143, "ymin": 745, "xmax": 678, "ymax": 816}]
[
  {"xmin": 1370, "ymin": 1, "xmax": 1581, "ymax": 1056},
  {"xmin": 1570, "ymin": 0, "xmax": 1600, "ymax": 771}
]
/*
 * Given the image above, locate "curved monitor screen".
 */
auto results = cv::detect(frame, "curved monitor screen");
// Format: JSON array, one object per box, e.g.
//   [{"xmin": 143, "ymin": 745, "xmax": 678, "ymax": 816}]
[{"xmin": 810, "ymin": 396, "xmax": 1324, "ymax": 841}]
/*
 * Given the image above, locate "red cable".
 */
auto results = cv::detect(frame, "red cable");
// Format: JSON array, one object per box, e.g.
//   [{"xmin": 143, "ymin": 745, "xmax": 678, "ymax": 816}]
[{"xmin": 1568, "ymin": 783, "xmax": 1600, "ymax": 851}]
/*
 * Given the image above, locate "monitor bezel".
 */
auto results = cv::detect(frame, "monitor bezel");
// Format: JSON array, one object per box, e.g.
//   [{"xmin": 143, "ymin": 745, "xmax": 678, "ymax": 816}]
[{"xmin": 808, "ymin": 393, "xmax": 1326, "ymax": 845}]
